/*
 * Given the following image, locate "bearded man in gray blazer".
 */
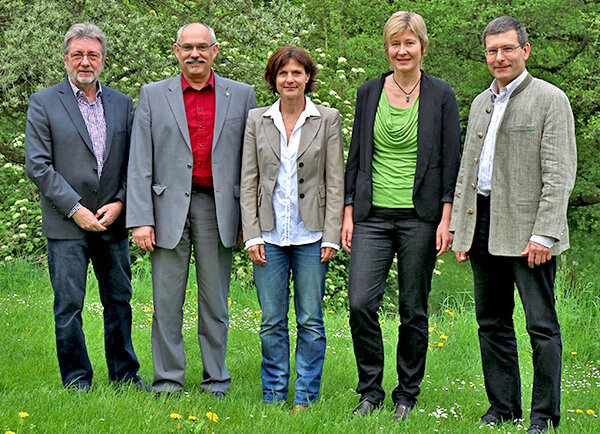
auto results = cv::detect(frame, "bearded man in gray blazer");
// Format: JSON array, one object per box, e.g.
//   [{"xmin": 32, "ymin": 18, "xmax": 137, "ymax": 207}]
[
  {"xmin": 450, "ymin": 17, "xmax": 576, "ymax": 433},
  {"xmin": 25, "ymin": 23, "xmax": 148, "ymax": 391},
  {"xmin": 127, "ymin": 22, "xmax": 256, "ymax": 395}
]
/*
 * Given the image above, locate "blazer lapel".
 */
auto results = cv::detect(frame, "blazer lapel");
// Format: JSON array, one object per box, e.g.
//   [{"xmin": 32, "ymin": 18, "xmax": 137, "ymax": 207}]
[
  {"xmin": 261, "ymin": 115, "xmax": 281, "ymax": 160},
  {"xmin": 362, "ymin": 74, "xmax": 386, "ymax": 171},
  {"xmin": 101, "ymin": 88, "xmax": 115, "ymax": 161},
  {"xmin": 57, "ymin": 78, "xmax": 93, "ymax": 153},
  {"xmin": 166, "ymin": 75, "xmax": 192, "ymax": 150},
  {"xmin": 297, "ymin": 114, "xmax": 321, "ymax": 159},
  {"xmin": 213, "ymin": 74, "xmax": 231, "ymax": 150},
  {"xmin": 414, "ymin": 72, "xmax": 433, "ymax": 190}
]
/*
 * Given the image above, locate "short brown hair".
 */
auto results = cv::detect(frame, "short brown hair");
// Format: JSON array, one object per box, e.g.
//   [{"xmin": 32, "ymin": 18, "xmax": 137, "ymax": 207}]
[
  {"xmin": 264, "ymin": 46, "xmax": 318, "ymax": 94},
  {"xmin": 383, "ymin": 11, "xmax": 428, "ymax": 65}
]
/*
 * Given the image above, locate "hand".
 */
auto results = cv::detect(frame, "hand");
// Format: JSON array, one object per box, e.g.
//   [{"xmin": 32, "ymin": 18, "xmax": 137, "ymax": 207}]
[
  {"xmin": 96, "ymin": 201, "xmax": 123, "ymax": 227},
  {"xmin": 341, "ymin": 205, "xmax": 354, "ymax": 253},
  {"xmin": 132, "ymin": 226, "xmax": 156, "ymax": 252},
  {"xmin": 72, "ymin": 206, "xmax": 107, "ymax": 232},
  {"xmin": 521, "ymin": 240, "xmax": 552, "ymax": 268},
  {"xmin": 455, "ymin": 251, "xmax": 470, "ymax": 263},
  {"xmin": 235, "ymin": 229, "xmax": 244, "ymax": 249},
  {"xmin": 321, "ymin": 247, "xmax": 337, "ymax": 263},
  {"xmin": 248, "ymin": 244, "xmax": 266, "ymax": 265},
  {"xmin": 436, "ymin": 218, "xmax": 453, "ymax": 257}
]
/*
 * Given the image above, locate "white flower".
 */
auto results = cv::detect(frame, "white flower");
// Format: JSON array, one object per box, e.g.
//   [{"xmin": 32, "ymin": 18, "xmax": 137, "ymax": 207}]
[
  {"xmin": 337, "ymin": 57, "xmax": 347, "ymax": 63},
  {"xmin": 316, "ymin": 63, "xmax": 323, "ymax": 69},
  {"xmin": 329, "ymin": 90, "xmax": 338, "ymax": 96},
  {"xmin": 321, "ymin": 101, "xmax": 331, "ymax": 107},
  {"xmin": 357, "ymin": 67, "xmax": 365, "ymax": 73},
  {"xmin": 339, "ymin": 74, "xmax": 346, "ymax": 80}
]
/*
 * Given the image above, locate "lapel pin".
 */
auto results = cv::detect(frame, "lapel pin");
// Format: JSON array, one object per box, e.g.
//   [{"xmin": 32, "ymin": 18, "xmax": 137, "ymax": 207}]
[{"xmin": 225, "ymin": 91, "xmax": 230, "ymax": 97}]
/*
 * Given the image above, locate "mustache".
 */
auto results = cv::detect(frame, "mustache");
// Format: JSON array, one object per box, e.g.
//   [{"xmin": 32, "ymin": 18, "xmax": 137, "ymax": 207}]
[{"xmin": 185, "ymin": 57, "xmax": 207, "ymax": 64}]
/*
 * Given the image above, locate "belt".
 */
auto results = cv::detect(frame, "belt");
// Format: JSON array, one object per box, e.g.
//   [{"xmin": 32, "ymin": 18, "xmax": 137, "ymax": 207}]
[{"xmin": 191, "ymin": 184, "xmax": 214, "ymax": 195}]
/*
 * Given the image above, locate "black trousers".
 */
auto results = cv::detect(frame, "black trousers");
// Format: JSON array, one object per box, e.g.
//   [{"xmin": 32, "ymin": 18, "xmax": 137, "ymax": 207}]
[
  {"xmin": 469, "ymin": 195, "xmax": 561, "ymax": 427},
  {"xmin": 348, "ymin": 209, "xmax": 437, "ymax": 406}
]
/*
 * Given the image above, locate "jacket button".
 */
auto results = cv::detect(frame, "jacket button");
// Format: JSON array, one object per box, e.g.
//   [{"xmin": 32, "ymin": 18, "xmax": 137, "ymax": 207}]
[
  {"xmin": 486, "ymin": 107, "xmax": 491, "ymax": 113},
  {"xmin": 187, "ymin": 163, "xmax": 192, "ymax": 169},
  {"xmin": 467, "ymin": 208, "xmax": 473, "ymax": 214},
  {"xmin": 299, "ymin": 178, "xmax": 304, "ymax": 184},
  {"xmin": 471, "ymin": 183, "xmax": 476, "ymax": 190},
  {"xmin": 185, "ymin": 191, "xmax": 190, "ymax": 197},
  {"xmin": 474, "ymin": 157, "xmax": 478, "ymax": 163},
  {"xmin": 477, "ymin": 132, "xmax": 483, "ymax": 138},
  {"xmin": 299, "ymin": 193, "xmax": 305, "ymax": 199},
  {"xmin": 92, "ymin": 189, "xmax": 98, "ymax": 195},
  {"xmin": 298, "ymin": 162, "xmax": 304, "ymax": 168}
]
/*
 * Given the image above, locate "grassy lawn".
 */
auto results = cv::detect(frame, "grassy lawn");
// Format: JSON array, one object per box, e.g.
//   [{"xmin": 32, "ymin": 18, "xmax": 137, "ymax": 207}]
[{"xmin": 0, "ymin": 257, "xmax": 599, "ymax": 433}]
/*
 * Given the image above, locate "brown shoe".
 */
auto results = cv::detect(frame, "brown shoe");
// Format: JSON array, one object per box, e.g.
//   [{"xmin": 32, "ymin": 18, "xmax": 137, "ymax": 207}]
[{"xmin": 291, "ymin": 404, "xmax": 308, "ymax": 414}]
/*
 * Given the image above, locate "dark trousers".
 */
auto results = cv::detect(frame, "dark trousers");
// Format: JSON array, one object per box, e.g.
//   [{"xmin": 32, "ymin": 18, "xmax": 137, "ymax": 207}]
[
  {"xmin": 47, "ymin": 235, "xmax": 139, "ymax": 388},
  {"xmin": 348, "ymin": 209, "xmax": 437, "ymax": 406},
  {"xmin": 469, "ymin": 195, "xmax": 561, "ymax": 427}
]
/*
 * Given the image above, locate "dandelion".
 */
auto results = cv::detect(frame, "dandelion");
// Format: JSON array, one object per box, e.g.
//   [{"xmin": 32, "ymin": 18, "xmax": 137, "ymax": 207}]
[
  {"xmin": 206, "ymin": 411, "xmax": 219, "ymax": 422},
  {"xmin": 19, "ymin": 412, "xmax": 29, "ymax": 418},
  {"xmin": 571, "ymin": 351, "xmax": 577, "ymax": 355},
  {"xmin": 444, "ymin": 309, "xmax": 455, "ymax": 317},
  {"xmin": 437, "ymin": 342, "xmax": 444, "ymax": 347},
  {"xmin": 228, "ymin": 297, "xmax": 232, "ymax": 307},
  {"xmin": 428, "ymin": 327, "xmax": 435, "ymax": 332},
  {"xmin": 440, "ymin": 334, "xmax": 448, "ymax": 340},
  {"xmin": 576, "ymin": 409, "xmax": 584, "ymax": 414},
  {"xmin": 6, "ymin": 431, "xmax": 16, "ymax": 434},
  {"xmin": 170, "ymin": 413, "xmax": 182, "ymax": 419},
  {"xmin": 188, "ymin": 415, "xmax": 198, "ymax": 421},
  {"xmin": 328, "ymin": 310, "xmax": 334, "ymax": 314},
  {"xmin": 587, "ymin": 409, "xmax": 595, "ymax": 415}
]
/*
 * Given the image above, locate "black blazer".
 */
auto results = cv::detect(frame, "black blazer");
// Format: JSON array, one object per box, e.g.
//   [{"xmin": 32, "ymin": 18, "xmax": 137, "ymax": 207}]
[
  {"xmin": 25, "ymin": 78, "xmax": 134, "ymax": 240},
  {"xmin": 344, "ymin": 71, "xmax": 461, "ymax": 223}
]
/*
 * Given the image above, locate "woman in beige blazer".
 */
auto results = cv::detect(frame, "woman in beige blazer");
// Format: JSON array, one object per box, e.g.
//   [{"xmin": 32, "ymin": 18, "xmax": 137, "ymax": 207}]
[{"xmin": 240, "ymin": 46, "xmax": 344, "ymax": 410}]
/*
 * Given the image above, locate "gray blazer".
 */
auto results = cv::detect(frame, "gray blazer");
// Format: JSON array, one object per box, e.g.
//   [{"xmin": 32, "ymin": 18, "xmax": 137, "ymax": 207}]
[
  {"xmin": 25, "ymin": 78, "xmax": 133, "ymax": 241},
  {"xmin": 240, "ymin": 104, "xmax": 345, "ymax": 245},
  {"xmin": 450, "ymin": 74, "xmax": 577, "ymax": 256},
  {"xmin": 126, "ymin": 73, "xmax": 257, "ymax": 249}
]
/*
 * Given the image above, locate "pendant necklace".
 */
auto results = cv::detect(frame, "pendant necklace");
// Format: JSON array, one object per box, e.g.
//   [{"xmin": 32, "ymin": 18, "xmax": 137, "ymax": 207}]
[{"xmin": 392, "ymin": 72, "xmax": 422, "ymax": 102}]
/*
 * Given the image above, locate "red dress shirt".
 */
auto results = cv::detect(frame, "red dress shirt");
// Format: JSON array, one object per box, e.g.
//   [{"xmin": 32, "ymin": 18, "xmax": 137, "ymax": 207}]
[{"xmin": 182, "ymin": 73, "xmax": 215, "ymax": 186}]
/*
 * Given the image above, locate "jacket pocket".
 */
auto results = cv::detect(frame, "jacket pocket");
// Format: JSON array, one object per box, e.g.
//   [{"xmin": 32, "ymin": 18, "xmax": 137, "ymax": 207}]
[{"xmin": 318, "ymin": 183, "xmax": 326, "ymax": 207}]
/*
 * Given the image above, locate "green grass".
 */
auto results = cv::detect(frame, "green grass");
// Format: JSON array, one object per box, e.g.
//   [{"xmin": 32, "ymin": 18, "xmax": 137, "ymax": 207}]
[{"xmin": 0, "ymin": 258, "xmax": 599, "ymax": 433}]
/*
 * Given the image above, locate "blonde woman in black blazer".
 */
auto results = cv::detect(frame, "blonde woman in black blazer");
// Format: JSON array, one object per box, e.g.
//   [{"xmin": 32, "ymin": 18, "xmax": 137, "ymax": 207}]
[{"xmin": 342, "ymin": 12, "xmax": 461, "ymax": 419}]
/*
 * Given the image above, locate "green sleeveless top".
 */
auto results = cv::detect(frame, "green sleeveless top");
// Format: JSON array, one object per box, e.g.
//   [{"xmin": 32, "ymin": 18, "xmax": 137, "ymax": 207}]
[{"xmin": 372, "ymin": 90, "xmax": 419, "ymax": 208}]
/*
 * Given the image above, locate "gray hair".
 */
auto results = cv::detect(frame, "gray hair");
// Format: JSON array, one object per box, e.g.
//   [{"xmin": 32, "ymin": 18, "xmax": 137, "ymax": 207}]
[
  {"xmin": 176, "ymin": 22, "xmax": 217, "ymax": 45},
  {"xmin": 63, "ymin": 23, "xmax": 107, "ymax": 59},
  {"xmin": 482, "ymin": 16, "xmax": 528, "ymax": 47}
]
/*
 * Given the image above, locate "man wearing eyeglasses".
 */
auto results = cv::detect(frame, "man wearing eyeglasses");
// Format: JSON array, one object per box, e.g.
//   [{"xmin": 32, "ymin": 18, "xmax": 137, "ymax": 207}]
[
  {"xmin": 127, "ymin": 22, "xmax": 256, "ymax": 396},
  {"xmin": 25, "ymin": 23, "xmax": 149, "ymax": 391},
  {"xmin": 450, "ymin": 16, "xmax": 576, "ymax": 434}
]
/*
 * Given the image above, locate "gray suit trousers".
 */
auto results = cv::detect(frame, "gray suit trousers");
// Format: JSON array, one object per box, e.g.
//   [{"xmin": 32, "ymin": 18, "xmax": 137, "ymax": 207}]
[{"xmin": 150, "ymin": 191, "xmax": 232, "ymax": 393}]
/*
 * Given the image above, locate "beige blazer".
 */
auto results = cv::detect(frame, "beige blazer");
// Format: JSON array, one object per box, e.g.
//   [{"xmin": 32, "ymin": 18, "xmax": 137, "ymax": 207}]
[
  {"xmin": 240, "ymin": 103, "xmax": 344, "ymax": 245},
  {"xmin": 450, "ymin": 74, "xmax": 577, "ymax": 256}
]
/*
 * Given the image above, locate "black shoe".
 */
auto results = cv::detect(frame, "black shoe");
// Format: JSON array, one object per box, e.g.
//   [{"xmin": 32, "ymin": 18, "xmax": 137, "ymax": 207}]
[
  {"xmin": 479, "ymin": 411, "xmax": 516, "ymax": 427},
  {"xmin": 131, "ymin": 375, "xmax": 152, "ymax": 392},
  {"xmin": 67, "ymin": 382, "xmax": 91, "ymax": 392},
  {"xmin": 211, "ymin": 390, "xmax": 225, "ymax": 399},
  {"xmin": 353, "ymin": 400, "xmax": 381, "ymax": 416},
  {"xmin": 393, "ymin": 403, "xmax": 413, "ymax": 421},
  {"xmin": 527, "ymin": 424, "xmax": 548, "ymax": 434}
]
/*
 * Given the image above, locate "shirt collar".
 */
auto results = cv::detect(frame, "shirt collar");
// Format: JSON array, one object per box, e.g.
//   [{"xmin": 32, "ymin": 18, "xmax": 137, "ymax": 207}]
[
  {"xmin": 263, "ymin": 96, "xmax": 320, "ymax": 119},
  {"xmin": 488, "ymin": 68, "xmax": 528, "ymax": 100},
  {"xmin": 181, "ymin": 71, "xmax": 215, "ymax": 92},
  {"xmin": 68, "ymin": 76, "xmax": 102, "ymax": 99}
]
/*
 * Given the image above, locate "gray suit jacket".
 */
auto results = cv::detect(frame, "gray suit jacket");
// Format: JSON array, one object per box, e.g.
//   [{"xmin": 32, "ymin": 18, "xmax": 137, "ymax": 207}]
[
  {"xmin": 450, "ymin": 74, "xmax": 577, "ymax": 256},
  {"xmin": 126, "ymin": 73, "xmax": 257, "ymax": 249},
  {"xmin": 240, "ymin": 104, "xmax": 345, "ymax": 245},
  {"xmin": 25, "ymin": 78, "xmax": 134, "ymax": 240}
]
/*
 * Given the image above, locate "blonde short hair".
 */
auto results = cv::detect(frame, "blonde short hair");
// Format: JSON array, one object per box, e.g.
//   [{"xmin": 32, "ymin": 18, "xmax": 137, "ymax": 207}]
[{"xmin": 383, "ymin": 11, "xmax": 428, "ymax": 62}]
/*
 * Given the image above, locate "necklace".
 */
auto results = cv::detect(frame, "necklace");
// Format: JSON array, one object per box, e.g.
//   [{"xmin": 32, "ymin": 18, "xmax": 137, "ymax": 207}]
[{"xmin": 392, "ymin": 72, "xmax": 422, "ymax": 102}]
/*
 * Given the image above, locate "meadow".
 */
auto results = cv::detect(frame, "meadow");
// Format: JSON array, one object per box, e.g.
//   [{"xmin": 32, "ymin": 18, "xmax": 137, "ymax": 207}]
[{"xmin": 1, "ymin": 244, "xmax": 599, "ymax": 433}]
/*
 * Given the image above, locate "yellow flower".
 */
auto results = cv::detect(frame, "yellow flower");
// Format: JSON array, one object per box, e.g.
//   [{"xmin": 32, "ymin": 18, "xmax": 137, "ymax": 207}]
[
  {"xmin": 587, "ymin": 409, "xmax": 595, "ymax": 415},
  {"xmin": 428, "ymin": 327, "xmax": 435, "ymax": 332},
  {"xmin": 571, "ymin": 351, "xmax": 577, "ymax": 355},
  {"xmin": 188, "ymin": 415, "xmax": 198, "ymax": 421},
  {"xmin": 5, "ymin": 431, "xmax": 16, "ymax": 434},
  {"xmin": 18, "ymin": 412, "xmax": 29, "ymax": 418},
  {"xmin": 142, "ymin": 306, "xmax": 152, "ymax": 312},
  {"xmin": 440, "ymin": 334, "xmax": 448, "ymax": 340},
  {"xmin": 437, "ymin": 342, "xmax": 444, "ymax": 347},
  {"xmin": 328, "ymin": 310, "xmax": 334, "ymax": 314},
  {"xmin": 444, "ymin": 309, "xmax": 455, "ymax": 317},
  {"xmin": 228, "ymin": 297, "xmax": 232, "ymax": 307},
  {"xmin": 170, "ymin": 413, "xmax": 182, "ymax": 419},
  {"xmin": 206, "ymin": 411, "xmax": 219, "ymax": 422},
  {"xmin": 576, "ymin": 409, "xmax": 584, "ymax": 414}
]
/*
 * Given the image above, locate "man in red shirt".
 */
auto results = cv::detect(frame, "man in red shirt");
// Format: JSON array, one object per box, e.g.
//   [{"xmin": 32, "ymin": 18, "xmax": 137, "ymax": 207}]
[{"xmin": 127, "ymin": 22, "xmax": 256, "ymax": 396}]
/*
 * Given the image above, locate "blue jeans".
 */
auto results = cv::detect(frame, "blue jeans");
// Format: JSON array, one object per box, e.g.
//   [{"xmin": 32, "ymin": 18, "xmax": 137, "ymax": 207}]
[
  {"xmin": 47, "ymin": 235, "xmax": 139, "ymax": 388},
  {"xmin": 252, "ymin": 241, "xmax": 328, "ymax": 405}
]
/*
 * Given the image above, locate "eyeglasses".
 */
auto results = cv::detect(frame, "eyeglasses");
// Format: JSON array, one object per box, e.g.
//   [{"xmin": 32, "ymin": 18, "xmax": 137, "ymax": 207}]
[
  {"xmin": 483, "ymin": 44, "xmax": 524, "ymax": 58},
  {"xmin": 68, "ymin": 52, "xmax": 102, "ymax": 62},
  {"xmin": 176, "ymin": 42, "xmax": 216, "ymax": 53}
]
